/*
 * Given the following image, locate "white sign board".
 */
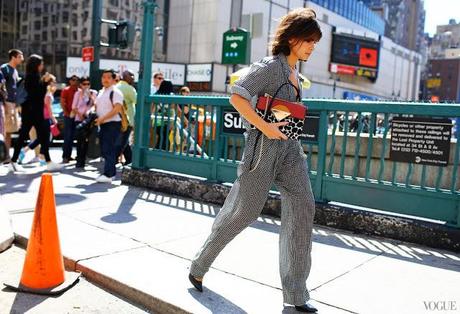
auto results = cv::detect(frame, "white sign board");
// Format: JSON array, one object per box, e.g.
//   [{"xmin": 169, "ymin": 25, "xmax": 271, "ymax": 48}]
[
  {"xmin": 66, "ymin": 57, "xmax": 186, "ymax": 85},
  {"xmin": 186, "ymin": 64, "xmax": 212, "ymax": 82}
]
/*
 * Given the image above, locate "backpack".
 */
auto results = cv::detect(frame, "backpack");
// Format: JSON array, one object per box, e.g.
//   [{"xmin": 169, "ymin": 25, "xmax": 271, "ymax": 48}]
[
  {"xmin": 15, "ymin": 78, "xmax": 27, "ymax": 106},
  {"xmin": 0, "ymin": 65, "xmax": 27, "ymax": 105},
  {"xmin": 109, "ymin": 90, "xmax": 129, "ymax": 132}
]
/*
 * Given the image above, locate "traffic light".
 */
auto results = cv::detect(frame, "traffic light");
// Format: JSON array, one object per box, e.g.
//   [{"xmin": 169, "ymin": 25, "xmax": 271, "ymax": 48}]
[{"xmin": 108, "ymin": 20, "xmax": 135, "ymax": 49}]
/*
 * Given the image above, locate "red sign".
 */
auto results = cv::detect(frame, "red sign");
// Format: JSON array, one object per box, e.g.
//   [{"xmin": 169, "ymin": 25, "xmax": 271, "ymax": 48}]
[
  {"xmin": 330, "ymin": 63, "xmax": 355, "ymax": 75},
  {"xmin": 359, "ymin": 48, "xmax": 378, "ymax": 68},
  {"xmin": 82, "ymin": 46, "xmax": 94, "ymax": 62}
]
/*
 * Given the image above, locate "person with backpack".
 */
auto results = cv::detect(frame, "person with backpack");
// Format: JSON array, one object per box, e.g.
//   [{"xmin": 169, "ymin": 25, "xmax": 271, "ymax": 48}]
[
  {"xmin": 115, "ymin": 70, "xmax": 136, "ymax": 165},
  {"xmin": 1, "ymin": 49, "xmax": 24, "ymax": 162},
  {"xmin": 94, "ymin": 69, "xmax": 124, "ymax": 183},
  {"xmin": 71, "ymin": 76, "xmax": 97, "ymax": 168},
  {"xmin": 9, "ymin": 54, "xmax": 62, "ymax": 172}
]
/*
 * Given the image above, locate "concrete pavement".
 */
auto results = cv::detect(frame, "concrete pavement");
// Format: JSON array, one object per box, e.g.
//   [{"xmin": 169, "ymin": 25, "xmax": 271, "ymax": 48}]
[
  {"xmin": 0, "ymin": 245, "xmax": 149, "ymax": 314},
  {"xmin": 1, "ymin": 151, "xmax": 460, "ymax": 313}
]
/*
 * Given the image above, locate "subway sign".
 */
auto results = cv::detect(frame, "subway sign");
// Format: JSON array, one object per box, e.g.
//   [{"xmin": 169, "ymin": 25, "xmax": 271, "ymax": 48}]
[{"xmin": 221, "ymin": 28, "xmax": 251, "ymax": 65}]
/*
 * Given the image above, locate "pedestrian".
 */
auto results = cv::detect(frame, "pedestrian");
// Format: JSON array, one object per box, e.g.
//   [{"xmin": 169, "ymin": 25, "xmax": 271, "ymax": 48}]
[
  {"xmin": 94, "ymin": 69, "xmax": 124, "ymax": 183},
  {"xmin": 9, "ymin": 54, "xmax": 63, "ymax": 172},
  {"xmin": 0, "ymin": 69, "xmax": 6, "ymax": 138},
  {"xmin": 188, "ymin": 8, "xmax": 322, "ymax": 313},
  {"xmin": 61, "ymin": 74, "xmax": 79, "ymax": 163},
  {"xmin": 153, "ymin": 79, "xmax": 174, "ymax": 150},
  {"xmin": 18, "ymin": 75, "xmax": 59, "ymax": 166},
  {"xmin": 115, "ymin": 70, "xmax": 137, "ymax": 165},
  {"xmin": 150, "ymin": 71, "xmax": 164, "ymax": 94},
  {"xmin": 1, "ymin": 49, "xmax": 24, "ymax": 162},
  {"xmin": 71, "ymin": 76, "xmax": 96, "ymax": 168}
]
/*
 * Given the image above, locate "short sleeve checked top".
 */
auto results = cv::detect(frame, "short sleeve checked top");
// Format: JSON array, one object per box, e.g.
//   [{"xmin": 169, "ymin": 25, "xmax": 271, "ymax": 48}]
[{"xmin": 230, "ymin": 53, "xmax": 303, "ymax": 130}]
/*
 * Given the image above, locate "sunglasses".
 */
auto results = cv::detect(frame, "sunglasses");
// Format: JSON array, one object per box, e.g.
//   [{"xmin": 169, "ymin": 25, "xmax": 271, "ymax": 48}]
[
  {"xmin": 81, "ymin": 82, "xmax": 90, "ymax": 86},
  {"xmin": 156, "ymin": 77, "xmax": 164, "ymax": 81},
  {"xmin": 70, "ymin": 78, "xmax": 79, "ymax": 81}
]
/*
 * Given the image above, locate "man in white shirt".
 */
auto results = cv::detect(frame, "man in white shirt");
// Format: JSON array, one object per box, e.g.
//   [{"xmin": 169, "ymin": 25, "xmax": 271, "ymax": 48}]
[{"xmin": 94, "ymin": 69, "xmax": 124, "ymax": 183}]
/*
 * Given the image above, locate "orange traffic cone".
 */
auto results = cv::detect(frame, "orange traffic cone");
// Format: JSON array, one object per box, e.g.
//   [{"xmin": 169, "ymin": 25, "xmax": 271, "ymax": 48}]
[{"xmin": 4, "ymin": 173, "xmax": 80, "ymax": 295}]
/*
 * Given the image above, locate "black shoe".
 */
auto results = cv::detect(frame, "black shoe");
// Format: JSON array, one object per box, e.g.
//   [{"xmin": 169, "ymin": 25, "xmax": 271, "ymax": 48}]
[
  {"xmin": 188, "ymin": 273, "xmax": 203, "ymax": 292},
  {"xmin": 295, "ymin": 303, "xmax": 318, "ymax": 313},
  {"xmin": 75, "ymin": 163, "xmax": 85, "ymax": 168}
]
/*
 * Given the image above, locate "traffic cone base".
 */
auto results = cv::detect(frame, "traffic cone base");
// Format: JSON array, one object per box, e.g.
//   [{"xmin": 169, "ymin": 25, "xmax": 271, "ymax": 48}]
[{"xmin": 4, "ymin": 271, "xmax": 80, "ymax": 296}]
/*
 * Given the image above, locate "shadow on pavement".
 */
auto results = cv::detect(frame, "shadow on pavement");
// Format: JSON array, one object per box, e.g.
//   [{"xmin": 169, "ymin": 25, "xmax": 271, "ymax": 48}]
[
  {"xmin": 187, "ymin": 287, "xmax": 246, "ymax": 314},
  {"xmin": 2, "ymin": 289, "xmax": 50, "ymax": 314},
  {"xmin": 130, "ymin": 188, "xmax": 460, "ymax": 273},
  {"xmin": 100, "ymin": 186, "xmax": 140, "ymax": 224}
]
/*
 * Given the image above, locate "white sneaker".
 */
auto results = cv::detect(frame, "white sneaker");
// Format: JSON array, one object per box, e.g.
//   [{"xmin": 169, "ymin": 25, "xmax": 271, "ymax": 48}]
[
  {"xmin": 95, "ymin": 175, "xmax": 113, "ymax": 183},
  {"xmin": 7, "ymin": 162, "xmax": 24, "ymax": 173},
  {"xmin": 46, "ymin": 162, "xmax": 63, "ymax": 172},
  {"xmin": 28, "ymin": 156, "xmax": 41, "ymax": 164}
]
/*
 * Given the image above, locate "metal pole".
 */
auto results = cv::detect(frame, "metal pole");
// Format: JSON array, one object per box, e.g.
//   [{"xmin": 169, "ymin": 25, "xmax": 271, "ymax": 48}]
[
  {"xmin": 90, "ymin": 0, "xmax": 102, "ymax": 90},
  {"xmin": 132, "ymin": 0, "xmax": 157, "ymax": 169}
]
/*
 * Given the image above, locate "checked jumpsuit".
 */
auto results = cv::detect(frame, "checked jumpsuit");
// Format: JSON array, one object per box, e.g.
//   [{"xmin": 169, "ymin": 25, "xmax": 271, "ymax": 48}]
[{"xmin": 190, "ymin": 53, "xmax": 316, "ymax": 306}]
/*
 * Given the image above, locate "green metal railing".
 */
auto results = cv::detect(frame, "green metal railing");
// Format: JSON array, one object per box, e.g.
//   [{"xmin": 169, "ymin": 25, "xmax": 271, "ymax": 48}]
[{"xmin": 131, "ymin": 95, "xmax": 460, "ymax": 228}]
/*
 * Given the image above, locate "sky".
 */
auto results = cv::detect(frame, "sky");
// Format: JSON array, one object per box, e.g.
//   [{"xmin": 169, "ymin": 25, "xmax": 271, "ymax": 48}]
[{"xmin": 424, "ymin": 0, "xmax": 459, "ymax": 35}]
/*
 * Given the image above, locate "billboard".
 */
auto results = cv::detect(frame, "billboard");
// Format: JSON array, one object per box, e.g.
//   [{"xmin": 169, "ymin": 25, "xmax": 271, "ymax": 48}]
[
  {"xmin": 66, "ymin": 57, "xmax": 186, "ymax": 85},
  {"xmin": 330, "ymin": 32, "xmax": 381, "ymax": 81}
]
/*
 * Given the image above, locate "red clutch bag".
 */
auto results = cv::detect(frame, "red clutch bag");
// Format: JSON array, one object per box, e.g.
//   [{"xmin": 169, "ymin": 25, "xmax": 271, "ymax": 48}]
[{"xmin": 254, "ymin": 87, "xmax": 308, "ymax": 140}]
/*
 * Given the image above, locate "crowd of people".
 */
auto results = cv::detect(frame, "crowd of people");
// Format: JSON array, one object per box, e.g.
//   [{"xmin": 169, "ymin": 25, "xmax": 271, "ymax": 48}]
[{"xmin": 0, "ymin": 48, "xmax": 189, "ymax": 184}]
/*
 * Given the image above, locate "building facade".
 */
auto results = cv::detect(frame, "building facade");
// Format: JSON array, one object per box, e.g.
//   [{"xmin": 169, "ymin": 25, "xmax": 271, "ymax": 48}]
[
  {"xmin": 167, "ymin": 0, "xmax": 421, "ymax": 100},
  {"xmin": 426, "ymin": 58, "xmax": 460, "ymax": 102},
  {"xmin": 430, "ymin": 19, "xmax": 460, "ymax": 59},
  {"xmin": 6, "ymin": 0, "xmax": 168, "ymax": 81},
  {"xmin": 0, "ymin": 1, "xmax": 20, "ymax": 65},
  {"xmin": 361, "ymin": 0, "xmax": 425, "ymax": 52}
]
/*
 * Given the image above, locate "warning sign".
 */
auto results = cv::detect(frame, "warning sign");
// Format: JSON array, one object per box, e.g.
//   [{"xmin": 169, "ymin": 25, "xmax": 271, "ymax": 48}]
[{"xmin": 390, "ymin": 117, "xmax": 452, "ymax": 167}]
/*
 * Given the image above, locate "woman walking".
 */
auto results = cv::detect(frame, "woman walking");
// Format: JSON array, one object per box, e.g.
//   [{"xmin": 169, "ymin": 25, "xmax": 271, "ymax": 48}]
[
  {"xmin": 9, "ymin": 54, "xmax": 62, "ymax": 172},
  {"xmin": 18, "ymin": 75, "xmax": 59, "ymax": 166},
  {"xmin": 188, "ymin": 8, "xmax": 322, "ymax": 312}
]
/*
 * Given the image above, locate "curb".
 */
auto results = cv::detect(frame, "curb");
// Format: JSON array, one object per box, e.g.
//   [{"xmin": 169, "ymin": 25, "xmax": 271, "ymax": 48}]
[
  {"xmin": 13, "ymin": 234, "xmax": 190, "ymax": 314},
  {"xmin": 122, "ymin": 167, "xmax": 460, "ymax": 253},
  {"xmin": 0, "ymin": 209, "xmax": 14, "ymax": 253}
]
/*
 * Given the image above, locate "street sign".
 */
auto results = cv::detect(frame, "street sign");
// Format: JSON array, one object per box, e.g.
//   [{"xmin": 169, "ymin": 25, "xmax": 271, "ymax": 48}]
[
  {"xmin": 222, "ymin": 108, "xmax": 245, "ymax": 135},
  {"xmin": 222, "ymin": 28, "xmax": 250, "ymax": 65},
  {"xmin": 221, "ymin": 107, "xmax": 320, "ymax": 143},
  {"xmin": 390, "ymin": 117, "xmax": 452, "ymax": 167},
  {"xmin": 82, "ymin": 46, "xmax": 94, "ymax": 62}
]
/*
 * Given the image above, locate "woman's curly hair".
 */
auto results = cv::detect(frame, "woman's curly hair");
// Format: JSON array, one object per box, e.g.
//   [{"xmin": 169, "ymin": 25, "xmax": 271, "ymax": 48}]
[{"xmin": 271, "ymin": 8, "xmax": 322, "ymax": 56}]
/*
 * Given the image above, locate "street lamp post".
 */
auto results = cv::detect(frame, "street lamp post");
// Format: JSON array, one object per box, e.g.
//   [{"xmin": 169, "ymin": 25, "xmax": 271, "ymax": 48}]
[
  {"xmin": 90, "ymin": 0, "xmax": 103, "ymax": 90},
  {"xmin": 132, "ymin": 0, "xmax": 157, "ymax": 169}
]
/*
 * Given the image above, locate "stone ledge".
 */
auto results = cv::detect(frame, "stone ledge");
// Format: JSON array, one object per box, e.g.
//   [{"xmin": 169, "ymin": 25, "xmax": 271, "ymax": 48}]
[{"xmin": 122, "ymin": 167, "xmax": 460, "ymax": 253}]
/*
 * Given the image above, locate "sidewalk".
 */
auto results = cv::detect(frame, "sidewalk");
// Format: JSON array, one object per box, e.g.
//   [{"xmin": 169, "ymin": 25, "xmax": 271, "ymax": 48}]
[
  {"xmin": 1, "ymin": 153, "xmax": 460, "ymax": 313},
  {"xmin": 0, "ymin": 245, "xmax": 148, "ymax": 314}
]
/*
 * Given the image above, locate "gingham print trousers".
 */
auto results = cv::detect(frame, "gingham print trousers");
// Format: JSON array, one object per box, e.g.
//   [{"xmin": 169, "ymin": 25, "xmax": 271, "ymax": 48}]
[{"xmin": 190, "ymin": 129, "xmax": 316, "ymax": 305}]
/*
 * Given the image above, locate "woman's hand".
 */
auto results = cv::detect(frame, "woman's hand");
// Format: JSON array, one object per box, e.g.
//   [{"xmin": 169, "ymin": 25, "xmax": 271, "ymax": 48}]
[{"xmin": 259, "ymin": 121, "xmax": 288, "ymax": 140}]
